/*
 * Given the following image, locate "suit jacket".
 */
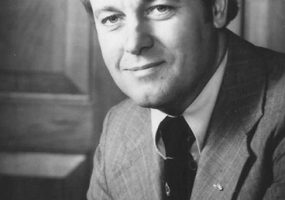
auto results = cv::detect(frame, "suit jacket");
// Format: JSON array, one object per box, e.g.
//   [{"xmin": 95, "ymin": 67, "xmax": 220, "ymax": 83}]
[{"xmin": 87, "ymin": 31, "xmax": 285, "ymax": 200}]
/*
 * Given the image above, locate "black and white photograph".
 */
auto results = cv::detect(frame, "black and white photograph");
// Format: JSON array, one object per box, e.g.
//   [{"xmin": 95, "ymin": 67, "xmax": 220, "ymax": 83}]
[{"xmin": 0, "ymin": 0, "xmax": 285, "ymax": 199}]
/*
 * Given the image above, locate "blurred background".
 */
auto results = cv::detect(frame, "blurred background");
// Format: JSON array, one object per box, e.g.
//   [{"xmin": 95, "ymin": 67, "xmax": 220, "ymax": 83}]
[{"xmin": 0, "ymin": 0, "xmax": 284, "ymax": 199}]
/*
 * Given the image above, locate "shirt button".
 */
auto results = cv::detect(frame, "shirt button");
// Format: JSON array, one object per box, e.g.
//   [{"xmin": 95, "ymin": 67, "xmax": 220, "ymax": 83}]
[{"xmin": 165, "ymin": 182, "xmax": 171, "ymax": 197}]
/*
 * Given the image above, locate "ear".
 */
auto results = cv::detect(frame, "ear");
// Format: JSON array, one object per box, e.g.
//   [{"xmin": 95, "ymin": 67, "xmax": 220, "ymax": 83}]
[{"xmin": 212, "ymin": 0, "xmax": 228, "ymax": 28}]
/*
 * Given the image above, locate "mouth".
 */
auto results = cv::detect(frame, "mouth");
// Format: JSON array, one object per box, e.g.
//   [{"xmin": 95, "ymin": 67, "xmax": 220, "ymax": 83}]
[{"xmin": 124, "ymin": 61, "xmax": 165, "ymax": 72}]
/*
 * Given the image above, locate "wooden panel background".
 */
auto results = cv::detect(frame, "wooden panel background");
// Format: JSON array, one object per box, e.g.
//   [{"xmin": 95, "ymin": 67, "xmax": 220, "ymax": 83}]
[
  {"xmin": 0, "ymin": 95, "xmax": 93, "ymax": 153},
  {"xmin": 267, "ymin": 0, "xmax": 285, "ymax": 53},
  {"xmin": 0, "ymin": 0, "xmax": 95, "ymax": 153},
  {"xmin": 0, "ymin": 0, "xmax": 90, "ymax": 93},
  {"xmin": 243, "ymin": 0, "xmax": 285, "ymax": 53},
  {"xmin": 0, "ymin": 0, "xmax": 65, "ymax": 72}
]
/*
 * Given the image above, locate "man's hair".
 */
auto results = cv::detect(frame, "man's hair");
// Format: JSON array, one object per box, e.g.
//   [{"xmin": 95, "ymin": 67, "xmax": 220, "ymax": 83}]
[
  {"xmin": 81, "ymin": 0, "xmax": 93, "ymax": 19},
  {"xmin": 81, "ymin": 0, "xmax": 238, "ymax": 26}
]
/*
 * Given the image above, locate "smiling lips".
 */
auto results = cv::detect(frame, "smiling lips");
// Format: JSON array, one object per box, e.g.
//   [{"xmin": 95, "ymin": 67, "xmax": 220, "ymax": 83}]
[{"xmin": 124, "ymin": 61, "xmax": 165, "ymax": 71}]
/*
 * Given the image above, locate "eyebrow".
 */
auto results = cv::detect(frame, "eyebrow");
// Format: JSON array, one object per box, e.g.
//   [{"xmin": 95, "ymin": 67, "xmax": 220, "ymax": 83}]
[
  {"xmin": 94, "ymin": 6, "xmax": 120, "ymax": 18},
  {"xmin": 145, "ymin": 0, "xmax": 180, "ymax": 2}
]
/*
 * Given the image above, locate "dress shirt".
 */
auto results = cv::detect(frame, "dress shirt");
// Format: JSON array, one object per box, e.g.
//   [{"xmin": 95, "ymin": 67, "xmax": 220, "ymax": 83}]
[{"xmin": 151, "ymin": 51, "xmax": 228, "ymax": 161}]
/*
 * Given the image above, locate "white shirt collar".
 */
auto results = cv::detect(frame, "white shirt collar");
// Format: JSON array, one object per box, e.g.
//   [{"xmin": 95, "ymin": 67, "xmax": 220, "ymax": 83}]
[{"xmin": 151, "ymin": 51, "xmax": 228, "ymax": 157}]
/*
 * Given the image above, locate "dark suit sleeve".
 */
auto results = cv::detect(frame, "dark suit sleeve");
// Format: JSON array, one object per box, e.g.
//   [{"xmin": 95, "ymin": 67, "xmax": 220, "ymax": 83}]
[
  {"xmin": 87, "ymin": 110, "xmax": 113, "ymax": 200},
  {"xmin": 263, "ymin": 125, "xmax": 285, "ymax": 199}
]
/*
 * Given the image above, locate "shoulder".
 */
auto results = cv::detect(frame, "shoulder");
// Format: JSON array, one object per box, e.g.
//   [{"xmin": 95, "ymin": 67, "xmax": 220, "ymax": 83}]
[
  {"xmin": 250, "ymin": 42, "xmax": 285, "ymax": 139},
  {"xmin": 100, "ymin": 98, "xmax": 150, "ymax": 146},
  {"xmin": 253, "ymin": 46, "xmax": 285, "ymax": 114},
  {"xmin": 228, "ymin": 30, "xmax": 285, "ymax": 111},
  {"xmin": 227, "ymin": 30, "xmax": 285, "ymax": 134},
  {"xmin": 262, "ymin": 49, "xmax": 285, "ymax": 129},
  {"xmin": 110, "ymin": 98, "xmax": 140, "ymax": 115},
  {"xmin": 106, "ymin": 98, "xmax": 148, "ymax": 126}
]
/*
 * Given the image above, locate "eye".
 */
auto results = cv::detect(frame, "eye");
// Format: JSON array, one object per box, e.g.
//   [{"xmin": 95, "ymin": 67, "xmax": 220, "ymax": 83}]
[
  {"xmin": 154, "ymin": 5, "xmax": 171, "ymax": 13},
  {"xmin": 145, "ymin": 5, "xmax": 176, "ymax": 20},
  {"xmin": 101, "ymin": 14, "xmax": 123, "ymax": 26}
]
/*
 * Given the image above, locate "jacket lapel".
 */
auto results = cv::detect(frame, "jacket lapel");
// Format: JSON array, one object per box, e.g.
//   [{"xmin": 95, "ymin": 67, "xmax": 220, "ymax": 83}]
[
  {"xmin": 111, "ymin": 105, "xmax": 165, "ymax": 200},
  {"xmin": 191, "ymin": 31, "xmax": 267, "ymax": 200}
]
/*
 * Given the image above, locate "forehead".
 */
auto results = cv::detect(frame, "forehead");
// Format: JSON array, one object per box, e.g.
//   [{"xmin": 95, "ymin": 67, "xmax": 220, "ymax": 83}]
[
  {"xmin": 91, "ymin": 0, "xmax": 146, "ymax": 8},
  {"xmin": 91, "ymin": 0, "xmax": 182, "ymax": 11}
]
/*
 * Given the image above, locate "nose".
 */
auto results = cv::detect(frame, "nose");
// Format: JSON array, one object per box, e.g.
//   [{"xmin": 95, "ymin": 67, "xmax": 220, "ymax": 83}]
[{"xmin": 124, "ymin": 20, "xmax": 154, "ymax": 55}]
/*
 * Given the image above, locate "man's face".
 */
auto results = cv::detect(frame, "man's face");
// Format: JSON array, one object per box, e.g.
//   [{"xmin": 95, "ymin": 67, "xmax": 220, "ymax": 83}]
[{"xmin": 91, "ymin": 0, "xmax": 219, "ymax": 114}]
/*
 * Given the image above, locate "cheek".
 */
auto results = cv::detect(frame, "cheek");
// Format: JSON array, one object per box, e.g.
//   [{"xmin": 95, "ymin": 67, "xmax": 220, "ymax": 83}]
[
  {"xmin": 153, "ymin": 21, "xmax": 203, "ymax": 66},
  {"xmin": 99, "ymin": 36, "xmax": 123, "ymax": 72}
]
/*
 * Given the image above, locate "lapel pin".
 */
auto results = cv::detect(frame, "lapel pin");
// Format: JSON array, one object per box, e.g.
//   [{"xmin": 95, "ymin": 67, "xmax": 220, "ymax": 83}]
[
  {"xmin": 165, "ymin": 182, "xmax": 171, "ymax": 197},
  {"xmin": 213, "ymin": 183, "xmax": 224, "ymax": 191}
]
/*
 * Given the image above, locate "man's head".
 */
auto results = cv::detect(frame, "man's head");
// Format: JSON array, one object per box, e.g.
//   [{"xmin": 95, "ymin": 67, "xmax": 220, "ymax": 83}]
[{"xmin": 83, "ymin": 0, "xmax": 238, "ymax": 115}]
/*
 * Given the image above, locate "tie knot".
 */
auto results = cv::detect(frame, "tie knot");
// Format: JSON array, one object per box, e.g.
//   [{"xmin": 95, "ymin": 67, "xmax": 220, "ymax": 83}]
[
  {"xmin": 158, "ymin": 116, "xmax": 195, "ymax": 158},
  {"xmin": 160, "ymin": 116, "xmax": 187, "ymax": 130}
]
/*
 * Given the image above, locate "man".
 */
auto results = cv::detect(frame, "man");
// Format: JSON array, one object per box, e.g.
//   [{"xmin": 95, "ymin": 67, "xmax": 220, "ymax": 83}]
[{"xmin": 82, "ymin": 0, "xmax": 285, "ymax": 199}]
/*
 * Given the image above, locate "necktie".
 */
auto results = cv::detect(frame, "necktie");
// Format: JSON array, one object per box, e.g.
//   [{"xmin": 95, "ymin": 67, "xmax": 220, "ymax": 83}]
[{"xmin": 158, "ymin": 116, "xmax": 197, "ymax": 200}]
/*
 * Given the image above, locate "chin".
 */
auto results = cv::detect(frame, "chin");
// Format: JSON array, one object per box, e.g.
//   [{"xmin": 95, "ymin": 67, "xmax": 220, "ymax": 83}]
[
  {"xmin": 120, "ymin": 83, "xmax": 172, "ymax": 109},
  {"xmin": 129, "ymin": 93, "xmax": 167, "ymax": 109},
  {"xmin": 135, "ymin": 101, "xmax": 156, "ymax": 109}
]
